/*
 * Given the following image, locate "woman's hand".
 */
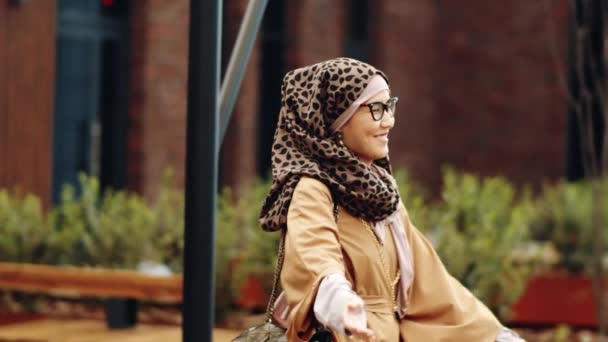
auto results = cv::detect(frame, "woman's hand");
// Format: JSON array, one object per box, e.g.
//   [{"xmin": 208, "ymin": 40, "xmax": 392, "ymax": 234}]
[{"xmin": 343, "ymin": 295, "xmax": 375, "ymax": 341}]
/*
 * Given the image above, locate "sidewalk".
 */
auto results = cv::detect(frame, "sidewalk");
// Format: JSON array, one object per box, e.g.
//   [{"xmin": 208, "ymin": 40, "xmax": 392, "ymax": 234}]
[{"xmin": 0, "ymin": 318, "xmax": 241, "ymax": 342}]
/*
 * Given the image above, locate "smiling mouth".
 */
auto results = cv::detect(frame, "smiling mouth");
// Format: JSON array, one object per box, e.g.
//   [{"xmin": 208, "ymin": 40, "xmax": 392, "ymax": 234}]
[{"xmin": 374, "ymin": 133, "xmax": 389, "ymax": 141}]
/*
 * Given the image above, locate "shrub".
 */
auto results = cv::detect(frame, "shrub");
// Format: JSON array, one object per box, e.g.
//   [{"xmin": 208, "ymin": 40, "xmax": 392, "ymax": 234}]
[
  {"xmin": 47, "ymin": 175, "xmax": 159, "ymax": 269},
  {"xmin": 393, "ymin": 168, "xmax": 432, "ymax": 232},
  {"xmin": 150, "ymin": 169, "xmax": 185, "ymax": 273},
  {"xmin": 427, "ymin": 168, "xmax": 538, "ymax": 319},
  {"xmin": 223, "ymin": 178, "xmax": 278, "ymax": 299},
  {"xmin": 530, "ymin": 178, "xmax": 608, "ymax": 273},
  {"xmin": 0, "ymin": 189, "xmax": 50, "ymax": 263},
  {"xmin": 7, "ymin": 167, "xmax": 596, "ymax": 321}
]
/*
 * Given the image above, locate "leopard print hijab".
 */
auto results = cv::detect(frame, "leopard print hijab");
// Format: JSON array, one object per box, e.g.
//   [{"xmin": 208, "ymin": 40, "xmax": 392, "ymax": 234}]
[{"xmin": 259, "ymin": 57, "xmax": 400, "ymax": 232}]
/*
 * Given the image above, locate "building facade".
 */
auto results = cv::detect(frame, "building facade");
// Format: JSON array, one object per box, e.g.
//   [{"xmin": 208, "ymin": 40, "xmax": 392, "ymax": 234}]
[{"xmin": 0, "ymin": 0, "xmax": 572, "ymax": 204}]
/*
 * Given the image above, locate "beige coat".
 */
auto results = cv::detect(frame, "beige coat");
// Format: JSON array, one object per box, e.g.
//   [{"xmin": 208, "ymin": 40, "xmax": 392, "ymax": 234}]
[{"xmin": 281, "ymin": 177, "xmax": 502, "ymax": 341}]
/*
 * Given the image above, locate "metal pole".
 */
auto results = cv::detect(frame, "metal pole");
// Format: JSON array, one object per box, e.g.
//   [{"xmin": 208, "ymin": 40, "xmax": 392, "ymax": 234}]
[
  {"xmin": 219, "ymin": 0, "xmax": 269, "ymax": 141},
  {"xmin": 183, "ymin": 0, "xmax": 221, "ymax": 341}
]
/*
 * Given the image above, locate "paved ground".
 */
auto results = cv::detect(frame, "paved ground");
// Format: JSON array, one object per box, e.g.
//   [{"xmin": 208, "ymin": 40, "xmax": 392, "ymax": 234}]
[
  {"xmin": 2, "ymin": 317, "xmax": 606, "ymax": 341},
  {"xmin": 0, "ymin": 318, "xmax": 241, "ymax": 342}
]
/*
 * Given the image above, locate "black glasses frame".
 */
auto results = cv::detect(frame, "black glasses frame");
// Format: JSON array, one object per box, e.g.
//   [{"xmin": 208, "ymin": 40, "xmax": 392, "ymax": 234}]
[{"xmin": 365, "ymin": 97, "xmax": 398, "ymax": 121}]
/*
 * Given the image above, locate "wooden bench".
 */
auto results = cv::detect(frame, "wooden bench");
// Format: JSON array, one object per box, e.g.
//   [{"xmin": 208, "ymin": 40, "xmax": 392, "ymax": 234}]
[{"xmin": 0, "ymin": 262, "xmax": 182, "ymax": 328}]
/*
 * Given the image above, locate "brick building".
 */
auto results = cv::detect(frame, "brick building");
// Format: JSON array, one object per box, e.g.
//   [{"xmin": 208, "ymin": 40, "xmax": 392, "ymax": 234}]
[{"xmin": 0, "ymin": 0, "xmax": 573, "ymax": 204}]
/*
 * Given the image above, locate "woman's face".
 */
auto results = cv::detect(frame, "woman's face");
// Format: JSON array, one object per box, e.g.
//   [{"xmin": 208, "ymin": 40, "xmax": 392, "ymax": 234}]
[{"xmin": 340, "ymin": 90, "xmax": 395, "ymax": 164}]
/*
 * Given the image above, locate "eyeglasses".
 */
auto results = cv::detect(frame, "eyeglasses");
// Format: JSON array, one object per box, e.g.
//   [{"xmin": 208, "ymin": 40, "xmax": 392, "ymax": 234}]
[{"xmin": 364, "ymin": 97, "xmax": 398, "ymax": 121}]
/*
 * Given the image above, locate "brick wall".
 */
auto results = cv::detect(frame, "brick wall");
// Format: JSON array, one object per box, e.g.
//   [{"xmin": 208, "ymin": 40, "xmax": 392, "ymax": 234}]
[
  {"xmin": 373, "ymin": 0, "xmax": 440, "ymax": 189},
  {"xmin": 220, "ymin": 0, "xmax": 349, "ymax": 191},
  {"xmin": 374, "ymin": 0, "xmax": 569, "ymax": 191},
  {"xmin": 129, "ymin": 0, "xmax": 190, "ymax": 199},
  {"xmin": 130, "ymin": 0, "xmax": 265, "ymax": 198},
  {"xmin": 0, "ymin": 1, "xmax": 56, "ymax": 207},
  {"xmin": 285, "ymin": 0, "xmax": 346, "ymax": 68},
  {"xmin": 434, "ymin": 0, "xmax": 569, "ymax": 186},
  {"xmin": 127, "ymin": 1, "xmax": 146, "ymax": 194},
  {"xmin": 128, "ymin": 0, "xmax": 571, "ymax": 198}
]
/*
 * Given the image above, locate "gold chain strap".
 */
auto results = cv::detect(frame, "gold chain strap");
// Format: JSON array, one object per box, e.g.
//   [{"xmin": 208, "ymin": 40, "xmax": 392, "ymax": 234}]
[
  {"xmin": 266, "ymin": 229, "xmax": 286, "ymax": 321},
  {"xmin": 360, "ymin": 218, "xmax": 400, "ymax": 313}
]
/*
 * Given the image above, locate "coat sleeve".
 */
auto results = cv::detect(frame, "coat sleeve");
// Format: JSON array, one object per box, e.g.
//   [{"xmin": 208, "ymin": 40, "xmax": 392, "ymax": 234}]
[{"xmin": 281, "ymin": 177, "xmax": 346, "ymax": 341}]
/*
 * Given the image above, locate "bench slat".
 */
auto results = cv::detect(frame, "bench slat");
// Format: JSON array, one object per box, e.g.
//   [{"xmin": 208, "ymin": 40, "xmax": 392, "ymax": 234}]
[{"xmin": 0, "ymin": 262, "xmax": 183, "ymax": 303}]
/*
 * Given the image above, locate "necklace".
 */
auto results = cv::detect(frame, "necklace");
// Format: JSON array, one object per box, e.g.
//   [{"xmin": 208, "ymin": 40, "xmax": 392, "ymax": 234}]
[{"xmin": 360, "ymin": 218, "xmax": 400, "ymax": 314}]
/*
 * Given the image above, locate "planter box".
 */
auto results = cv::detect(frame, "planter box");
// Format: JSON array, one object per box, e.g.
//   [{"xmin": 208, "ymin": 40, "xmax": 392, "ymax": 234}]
[
  {"xmin": 235, "ymin": 274, "xmax": 270, "ymax": 310},
  {"xmin": 510, "ymin": 272, "xmax": 599, "ymax": 327}
]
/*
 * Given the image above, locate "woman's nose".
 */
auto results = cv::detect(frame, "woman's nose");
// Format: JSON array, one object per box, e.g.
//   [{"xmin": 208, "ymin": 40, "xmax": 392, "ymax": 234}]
[{"xmin": 380, "ymin": 111, "xmax": 395, "ymax": 128}]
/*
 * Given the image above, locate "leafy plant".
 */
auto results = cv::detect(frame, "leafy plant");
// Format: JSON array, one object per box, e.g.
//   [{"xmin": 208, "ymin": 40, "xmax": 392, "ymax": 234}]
[
  {"xmin": 45, "ymin": 184, "xmax": 88, "ymax": 265},
  {"xmin": 46, "ymin": 175, "xmax": 158, "ymax": 269},
  {"xmin": 151, "ymin": 169, "xmax": 185, "ymax": 273},
  {"xmin": 226, "ymin": 178, "xmax": 278, "ymax": 299},
  {"xmin": 9, "ymin": 166, "xmax": 604, "ymax": 322},
  {"xmin": 83, "ymin": 177, "xmax": 158, "ymax": 268},
  {"xmin": 214, "ymin": 186, "xmax": 242, "ymax": 319},
  {"xmin": 0, "ymin": 189, "xmax": 50, "ymax": 262},
  {"xmin": 393, "ymin": 168, "xmax": 432, "ymax": 232},
  {"xmin": 530, "ymin": 178, "xmax": 608, "ymax": 273},
  {"xmin": 427, "ymin": 167, "xmax": 538, "ymax": 320}
]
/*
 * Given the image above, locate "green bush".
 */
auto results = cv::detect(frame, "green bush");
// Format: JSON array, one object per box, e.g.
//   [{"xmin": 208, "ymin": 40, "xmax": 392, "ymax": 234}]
[
  {"xmin": 426, "ymin": 168, "xmax": 538, "ymax": 320},
  {"xmin": 214, "ymin": 186, "xmax": 242, "ymax": 319},
  {"xmin": 47, "ymin": 175, "xmax": 163, "ymax": 269},
  {"xmin": 5, "ymin": 167, "xmax": 606, "ymax": 322},
  {"xmin": 530, "ymin": 178, "xmax": 608, "ymax": 273},
  {"xmin": 214, "ymin": 177, "xmax": 276, "ymax": 319},
  {"xmin": 0, "ymin": 171, "xmax": 233, "ymax": 321},
  {"xmin": 220, "ymin": 178, "xmax": 278, "ymax": 299},
  {"xmin": 150, "ymin": 169, "xmax": 185, "ymax": 273},
  {"xmin": 0, "ymin": 189, "xmax": 50, "ymax": 263},
  {"xmin": 393, "ymin": 168, "xmax": 432, "ymax": 232}
]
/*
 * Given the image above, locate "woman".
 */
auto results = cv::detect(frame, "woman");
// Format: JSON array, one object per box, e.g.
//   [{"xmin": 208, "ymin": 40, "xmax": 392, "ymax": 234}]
[{"xmin": 260, "ymin": 57, "xmax": 524, "ymax": 341}]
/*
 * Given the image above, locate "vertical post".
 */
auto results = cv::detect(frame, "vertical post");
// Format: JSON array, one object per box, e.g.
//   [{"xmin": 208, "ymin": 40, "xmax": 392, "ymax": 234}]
[{"xmin": 183, "ymin": 0, "xmax": 221, "ymax": 341}]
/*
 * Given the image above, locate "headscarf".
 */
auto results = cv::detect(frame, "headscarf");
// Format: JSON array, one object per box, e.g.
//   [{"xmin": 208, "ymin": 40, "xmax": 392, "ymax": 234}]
[{"xmin": 259, "ymin": 57, "xmax": 400, "ymax": 232}]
